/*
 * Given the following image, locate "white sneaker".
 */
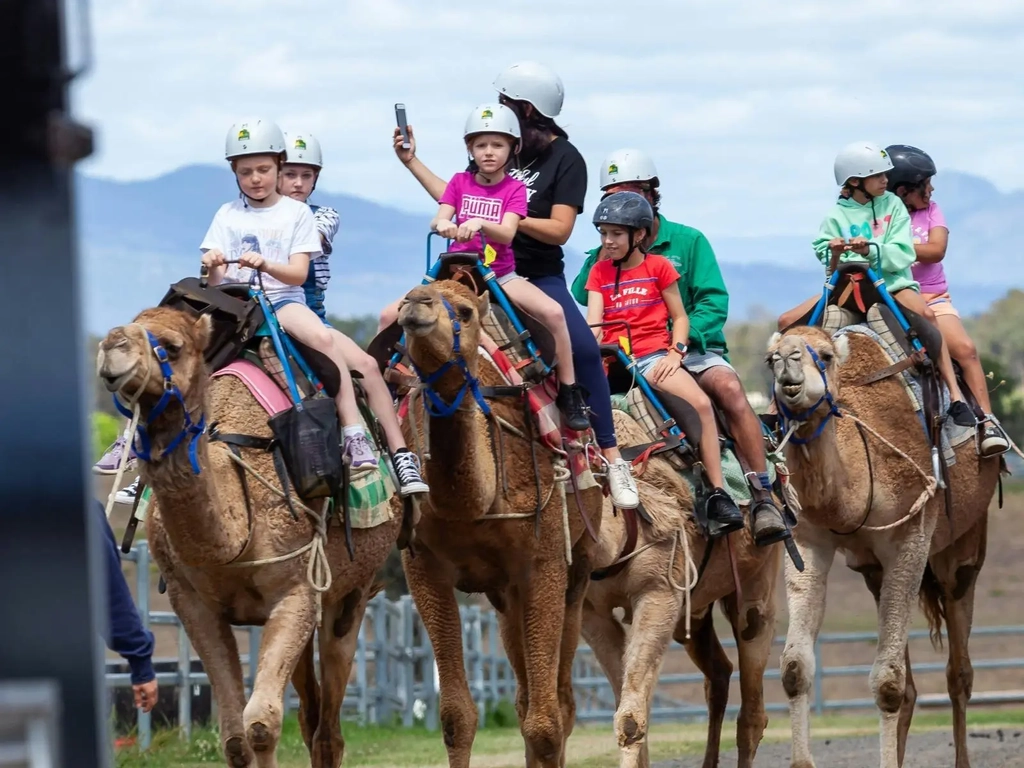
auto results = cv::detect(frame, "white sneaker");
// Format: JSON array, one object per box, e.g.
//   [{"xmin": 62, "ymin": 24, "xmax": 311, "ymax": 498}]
[
  {"xmin": 115, "ymin": 477, "xmax": 140, "ymax": 506},
  {"xmin": 606, "ymin": 458, "xmax": 639, "ymax": 509}
]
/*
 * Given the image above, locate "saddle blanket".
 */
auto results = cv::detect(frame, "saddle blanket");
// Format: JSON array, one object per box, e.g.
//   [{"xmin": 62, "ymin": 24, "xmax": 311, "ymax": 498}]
[
  {"xmin": 825, "ymin": 305, "xmax": 974, "ymax": 467},
  {"xmin": 211, "ymin": 359, "xmax": 396, "ymax": 528}
]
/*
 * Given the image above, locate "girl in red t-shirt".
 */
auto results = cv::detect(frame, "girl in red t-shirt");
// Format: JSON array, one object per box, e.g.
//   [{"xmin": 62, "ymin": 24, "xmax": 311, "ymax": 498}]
[{"xmin": 585, "ymin": 192, "xmax": 743, "ymax": 536}]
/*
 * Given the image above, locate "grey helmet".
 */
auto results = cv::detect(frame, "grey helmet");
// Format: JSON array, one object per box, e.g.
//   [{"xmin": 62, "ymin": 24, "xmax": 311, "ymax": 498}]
[{"xmin": 593, "ymin": 191, "xmax": 654, "ymax": 231}]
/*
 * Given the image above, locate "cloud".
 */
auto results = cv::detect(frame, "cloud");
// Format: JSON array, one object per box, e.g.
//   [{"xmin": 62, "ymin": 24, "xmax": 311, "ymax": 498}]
[{"xmin": 74, "ymin": 0, "xmax": 1024, "ymax": 252}]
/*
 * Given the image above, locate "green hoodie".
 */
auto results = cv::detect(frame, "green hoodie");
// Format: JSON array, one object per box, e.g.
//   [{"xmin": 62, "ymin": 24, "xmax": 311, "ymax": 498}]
[
  {"xmin": 812, "ymin": 191, "xmax": 919, "ymax": 293},
  {"xmin": 570, "ymin": 214, "xmax": 730, "ymax": 357}
]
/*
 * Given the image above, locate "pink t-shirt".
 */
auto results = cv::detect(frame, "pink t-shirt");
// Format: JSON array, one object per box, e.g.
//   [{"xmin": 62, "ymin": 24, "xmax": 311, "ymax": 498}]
[
  {"xmin": 909, "ymin": 201, "xmax": 949, "ymax": 294},
  {"xmin": 438, "ymin": 172, "xmax": 528, "ymax": 278}
]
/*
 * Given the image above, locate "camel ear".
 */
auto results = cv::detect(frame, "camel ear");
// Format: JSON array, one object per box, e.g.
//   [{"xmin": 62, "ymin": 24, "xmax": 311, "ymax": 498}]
[
  {"xmin": 766, "ymin": 331, "xmax": 782, "ymax": 352},
  {"xmin": 476, "ymin": 292, "xmax": 490, "ymax": 318},
  {"xmin": 833, "ymin": 334, "xmax": 850, "ymax": 366},
  {"xmin": 193, "ymin": 313, "xmax": 213, "ymax": 353}
]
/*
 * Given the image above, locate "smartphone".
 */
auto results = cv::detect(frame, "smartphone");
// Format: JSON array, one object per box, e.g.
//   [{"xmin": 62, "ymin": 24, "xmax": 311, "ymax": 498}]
[{"xmin": 395, "ymin": 103, "xmax": 411, "ymax": 150}]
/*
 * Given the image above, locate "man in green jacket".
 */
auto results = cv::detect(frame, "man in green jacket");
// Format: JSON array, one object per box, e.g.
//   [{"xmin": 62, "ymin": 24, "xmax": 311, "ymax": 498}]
[{"xmin": 571, "ymin": 148, "xmax": 788, "ymax": 546}]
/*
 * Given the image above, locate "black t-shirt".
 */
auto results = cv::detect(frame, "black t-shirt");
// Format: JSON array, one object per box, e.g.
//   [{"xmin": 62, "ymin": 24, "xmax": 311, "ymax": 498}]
[{"xmin": 506, "ymin": 136, "xmax": 587, "ymax": 279}]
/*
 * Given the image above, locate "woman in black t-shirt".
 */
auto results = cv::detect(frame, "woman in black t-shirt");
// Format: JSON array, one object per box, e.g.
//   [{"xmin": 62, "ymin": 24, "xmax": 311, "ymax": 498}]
[{"xmin": 390, "ymin": 61, "xmax": 639, "ymax": 510}]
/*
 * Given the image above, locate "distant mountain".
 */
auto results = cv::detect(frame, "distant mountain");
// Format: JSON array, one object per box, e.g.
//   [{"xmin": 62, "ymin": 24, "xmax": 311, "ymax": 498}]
[{"xmin": 76, "ymin": 165, "xmax": 1021, "ymax": 334}]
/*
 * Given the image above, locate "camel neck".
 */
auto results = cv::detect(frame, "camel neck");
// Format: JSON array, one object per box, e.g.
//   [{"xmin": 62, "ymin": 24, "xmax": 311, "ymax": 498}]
[
  {"xmin": 423, "ymin": 405, "xmax": 497, "ymax": 520},
  {"xmin": 786, "ymin": 419, "xmax": 846, "ymax": 515}
]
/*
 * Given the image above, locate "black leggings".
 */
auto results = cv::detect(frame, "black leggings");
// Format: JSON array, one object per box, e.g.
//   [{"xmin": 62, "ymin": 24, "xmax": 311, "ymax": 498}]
[{"xmin": 529, "ymin": 274, "xmax": 617, "ymax": 449}]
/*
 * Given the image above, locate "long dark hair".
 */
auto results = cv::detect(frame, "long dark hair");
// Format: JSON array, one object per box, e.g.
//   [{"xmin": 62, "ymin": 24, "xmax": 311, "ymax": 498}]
[{"xmin": 500, "ymin": 97, "xmax": 568, "ymax": 160}]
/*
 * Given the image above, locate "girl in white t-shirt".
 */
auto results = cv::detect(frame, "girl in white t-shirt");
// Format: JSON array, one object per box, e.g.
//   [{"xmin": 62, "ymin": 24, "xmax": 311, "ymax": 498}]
[{"xmin": 200, "ymin": 119, "xmax": 428, "ymax": 493}]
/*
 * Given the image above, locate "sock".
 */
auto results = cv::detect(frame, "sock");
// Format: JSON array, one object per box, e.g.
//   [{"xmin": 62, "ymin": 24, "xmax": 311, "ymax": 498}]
[
  {"xmin": 342, "ymin": 424, "xmax": 366, "ymax": 439},
  {"xmin": 756, "ymin": 472, "xmax": 772, "ymax": 491}
]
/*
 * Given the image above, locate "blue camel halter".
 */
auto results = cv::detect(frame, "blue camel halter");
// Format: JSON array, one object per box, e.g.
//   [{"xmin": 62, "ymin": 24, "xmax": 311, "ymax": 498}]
[
  {"xmin": 409, "ymin": 298, "xmax": 491, "ymax": 419},
  {"xmin": 113, "ymin": 329, "xmax": 205, "ymax": 475},
  {"xmin": 775, "ymin": 343, "xmax": 841, "ymax": 446}
]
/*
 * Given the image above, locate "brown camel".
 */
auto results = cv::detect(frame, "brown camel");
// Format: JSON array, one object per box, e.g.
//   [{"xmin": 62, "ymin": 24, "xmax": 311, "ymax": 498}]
[
  {"xmin": 766, "ymin": 325, "xmax": 998, "ymax": 768},
  {"xmin": 583, "ymin": 409, "xmax": 782, "ymax": 768},
  {"xmin": 96, "ymin": 308, "xmax": 399, "ymax": 768},
  {"xmin": 392, "ymin": 280, "xmax": 603, "ymax": 768}
]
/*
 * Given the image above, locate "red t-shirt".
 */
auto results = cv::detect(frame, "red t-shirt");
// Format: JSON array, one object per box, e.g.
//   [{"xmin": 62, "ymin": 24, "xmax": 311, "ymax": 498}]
[{"xmin": 585, "ymin": 254, "xmax": 681, "ymax": 358}]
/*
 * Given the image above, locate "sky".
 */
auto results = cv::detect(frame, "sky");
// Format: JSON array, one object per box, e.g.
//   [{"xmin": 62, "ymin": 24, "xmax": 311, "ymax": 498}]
[{"xmin": 72, "ymin": 0, "xmax": 1024, "ymax": 249}]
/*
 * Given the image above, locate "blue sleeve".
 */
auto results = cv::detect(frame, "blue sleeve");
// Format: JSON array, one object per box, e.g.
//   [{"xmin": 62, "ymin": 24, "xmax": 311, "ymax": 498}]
[{"xmin": 94, "ymin": 500, "xmax": 155, "ymax": 685}]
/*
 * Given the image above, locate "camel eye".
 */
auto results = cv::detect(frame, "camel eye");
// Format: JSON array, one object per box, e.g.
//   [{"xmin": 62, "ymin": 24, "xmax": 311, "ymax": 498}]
[
  {"xmin": 160, "ymin": 339, "xmax": 182, "ymax": 360},
  {"xmin": 457, "ymin": 305, "xmax": 474, "ymax": 323},
  {"xmin": 818, "ymin": 350, "xmax": 834, "ymax": 364}
]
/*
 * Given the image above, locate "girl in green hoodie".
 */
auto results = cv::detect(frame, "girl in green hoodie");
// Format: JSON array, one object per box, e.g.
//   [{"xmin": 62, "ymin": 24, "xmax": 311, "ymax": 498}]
[{"xmin": 778, "ymin": 141, "xmax": 975, "ymax": 428}]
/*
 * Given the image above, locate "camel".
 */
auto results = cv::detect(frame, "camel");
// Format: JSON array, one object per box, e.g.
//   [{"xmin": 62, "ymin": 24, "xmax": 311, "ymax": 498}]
[
  {"xmin": 96, "ymin": 307, "xmax": 400, "ymax": 768},
  {"xmin": 766, "ymin": 324, "xmax": 999, "ymax": 768},
  {"xmin": 392, "ymin": 280, "xmax": 604, "ymax": 768},
  {"xmin": 583, "ymin": 409, "xmax": 782, "ymax": 768}
]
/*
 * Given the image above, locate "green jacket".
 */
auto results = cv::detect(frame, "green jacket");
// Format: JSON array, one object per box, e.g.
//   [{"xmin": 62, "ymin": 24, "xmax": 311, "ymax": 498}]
[{"xmin": 570, "ymin": 214, "xmax": 730, "ymax": 357}]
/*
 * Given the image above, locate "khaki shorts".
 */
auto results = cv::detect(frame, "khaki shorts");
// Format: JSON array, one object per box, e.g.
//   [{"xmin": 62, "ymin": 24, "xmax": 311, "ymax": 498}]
[{"xmin": 922, "ymin": 291, "xmax": 960, "ymax": 319}]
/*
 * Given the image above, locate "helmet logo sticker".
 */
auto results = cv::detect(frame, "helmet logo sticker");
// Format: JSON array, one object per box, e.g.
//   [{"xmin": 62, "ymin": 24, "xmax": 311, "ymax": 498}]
[
  {"xmin": 237, "ymin": 127, "xmax": 250, "ymax": 141},
  {"xmin": 608, "ymin": 163, "xmax": 619, "ymax": 175},
  {"xmin": 481, "ymin": 108, "xmax": 493, "ymax": 119},
  {"xmin": 294, "ymin": 138, "xmax": 307, "ymax": 150},
  {"xmin": 880, "ymin": 149, "xmax": 888, "ymax": 158}
]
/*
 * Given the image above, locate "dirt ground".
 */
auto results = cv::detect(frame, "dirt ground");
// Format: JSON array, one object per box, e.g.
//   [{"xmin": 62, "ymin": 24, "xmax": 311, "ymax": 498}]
[{"xmin": 96, "ymin": 473, "xmax": 1024, "ymax": 711}]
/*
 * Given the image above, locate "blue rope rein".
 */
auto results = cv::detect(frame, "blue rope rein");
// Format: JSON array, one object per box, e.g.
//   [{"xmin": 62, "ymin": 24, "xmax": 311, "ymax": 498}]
[{"xmin": 113, "ymin": 329, "xmax": 205, "ymax": 475}]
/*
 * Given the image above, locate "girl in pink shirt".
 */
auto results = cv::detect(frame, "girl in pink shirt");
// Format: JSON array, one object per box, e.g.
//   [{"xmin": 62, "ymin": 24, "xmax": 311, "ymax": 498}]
[{"xmin": 886, "ymin": 144, "xmax": 1008, "ymax": 456}]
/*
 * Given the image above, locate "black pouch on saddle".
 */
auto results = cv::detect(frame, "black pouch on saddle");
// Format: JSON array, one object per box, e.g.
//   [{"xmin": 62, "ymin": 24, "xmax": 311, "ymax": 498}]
[
  {"xmin": 268, "ymin": 396, "xmax": 344, "ymax": 500},
  {"xmin": 158, "ymin": 278, "xmax": 265, "ymax": 371}
]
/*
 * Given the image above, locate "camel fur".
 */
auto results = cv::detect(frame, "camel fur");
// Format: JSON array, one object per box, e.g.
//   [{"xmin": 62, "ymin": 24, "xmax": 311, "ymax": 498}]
[
  {"xmin": 97, "ymin": 308, "xmax": 398, "ymax": 768},
  {"xmin": 393, "ymin": 281, "xmax": 603, "ymax": 768},
  {"xmin": 583, "ymin": 409, "xmax": 781, "ymax": 768},
  {"xmin": 766, "ymin": 325, "xmax": 998, "ymax": 768}
]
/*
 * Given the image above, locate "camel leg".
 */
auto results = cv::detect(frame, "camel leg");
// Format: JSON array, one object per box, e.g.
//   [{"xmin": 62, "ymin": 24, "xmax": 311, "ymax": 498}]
[
  {"xmin": 580, "ymin": 601, "xmax": 628, "ymax": 710},
  {"xmin": 679, "ymin": 606, "xmax": 732, "ymax": 768},
  {"xmin": 520, "ymin": 560, "xmax": 570, "ymax": 768},
  {"xmin": 554, "ymin": 554, "xmax": 591, "ymax": 768},
  {"xmin": 858, "ymin": 566, "xmax": 917, "ymax": 766},
  {"xmin": 404, "ymin": 550, "xmax": 477, "ymax": 768},
  {"xmin": 724, "ymin": 578, "xmax": 777, "ymax": 768},
  {"xmin": 310, "ymin": 588, "xmax": 370, "ymax": 768},
  {"xmin": 615, "ymin": 584, "xmax": 682, "ymax": 768},
  {"xmin": 780, "ymin": 536, "xmax": 835, "ymax": 768},
  {"xmin": 243, "ymin": 586, "xmax": 317, "ymax": 768},
  {"xmin": 291, "ymin": 634, "xmax": 320, "ymax": 753},
  {"xmin": 872, "ymin": 527, "xmax": 936, "ymax": 768}
]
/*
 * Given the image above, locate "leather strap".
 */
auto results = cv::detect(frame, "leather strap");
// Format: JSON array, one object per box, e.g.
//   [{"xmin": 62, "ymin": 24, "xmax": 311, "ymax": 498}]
[{"xmin": 850, "ymin": 350, "xmax": 924, "ymax": 387}]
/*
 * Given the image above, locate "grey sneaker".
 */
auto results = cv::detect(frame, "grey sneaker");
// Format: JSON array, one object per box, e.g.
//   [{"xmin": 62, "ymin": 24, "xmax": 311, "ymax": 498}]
[
  {"xmin": 94, "ymin": 435, "xmax": 135, "ymax": 475},
  {"xmin": 115, "ymin": 477, "xmax": 140, "ymax": 506},
  {"xmin": 392, "ymin": 449, "xmax": 428, "ymax": 496},
  {"xmin": 344, "ymin": 432, "xmax": 378, "ymax": 470}
]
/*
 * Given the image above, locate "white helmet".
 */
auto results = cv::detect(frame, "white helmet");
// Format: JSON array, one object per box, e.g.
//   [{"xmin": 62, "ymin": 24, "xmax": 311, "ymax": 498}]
[
  {"xmin": 463, "ymin": 103, "xmax": 521, "ymax": 143},
  {"xmin": 493, "ymin": 61, "xmax": 565, "ymax": 118},
  {"xmin": 600, "ymin": 148, "xmax": 659, "ymax": 190},
  {"xmin": 833, "ymin": 141, "xmax": 894, "ymax": 186},
  {"xmin": 225, "ymin": 118, "xmax": 285, "ymax": 161},
  {"xmin": 282, "ymin": 130, "xmax": 323, "ymax": 169}
]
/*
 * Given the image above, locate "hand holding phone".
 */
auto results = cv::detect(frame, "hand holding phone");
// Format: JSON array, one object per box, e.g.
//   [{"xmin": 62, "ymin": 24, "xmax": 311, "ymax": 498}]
[{"xmin": 395, "ymin": 103, "xmax": 411, "ymax": 149}]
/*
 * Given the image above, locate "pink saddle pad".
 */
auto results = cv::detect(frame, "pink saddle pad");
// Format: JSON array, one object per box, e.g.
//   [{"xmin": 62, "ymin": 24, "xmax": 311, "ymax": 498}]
[{"xmin": 211, "ymin": 359, "xmax": 292, "ymax": 417}]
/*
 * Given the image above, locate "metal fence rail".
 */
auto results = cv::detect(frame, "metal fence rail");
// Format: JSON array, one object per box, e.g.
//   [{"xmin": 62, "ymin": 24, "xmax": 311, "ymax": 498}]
[{"xmin": 112, "ymin": 542, "xmax": 1024, "ymax": 749}]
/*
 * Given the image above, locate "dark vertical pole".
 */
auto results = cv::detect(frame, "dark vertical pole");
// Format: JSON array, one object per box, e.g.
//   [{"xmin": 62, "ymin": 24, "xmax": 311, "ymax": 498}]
[{"xmin": 0, "ymin": 1, "xmax": 106, "ymax": 766}]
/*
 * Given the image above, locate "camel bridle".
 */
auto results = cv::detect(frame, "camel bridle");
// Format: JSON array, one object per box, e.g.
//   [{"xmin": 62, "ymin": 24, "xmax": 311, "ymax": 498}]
[{"xmin": 774, "ymin": 343, "xmax": 841, "ymax": 446}]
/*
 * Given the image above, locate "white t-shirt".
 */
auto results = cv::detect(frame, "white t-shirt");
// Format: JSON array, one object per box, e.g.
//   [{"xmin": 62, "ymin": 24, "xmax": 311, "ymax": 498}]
[{"xmin": 199, "ymin": 196, "xmax": 322, "ymax": 304}]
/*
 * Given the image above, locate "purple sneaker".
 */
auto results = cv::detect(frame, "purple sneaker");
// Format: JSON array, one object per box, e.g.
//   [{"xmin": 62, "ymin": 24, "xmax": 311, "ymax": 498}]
[
  {"xmin": 93, "ymin": 435, "xmax": 136, "ymax": 475},
  {"xmin": 344, "ymin": 432, "xmax": 378, "ymax": 471}
]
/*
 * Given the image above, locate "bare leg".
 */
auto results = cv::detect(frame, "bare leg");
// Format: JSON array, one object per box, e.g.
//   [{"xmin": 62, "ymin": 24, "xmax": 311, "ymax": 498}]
[
  {"xmin": 276, "ymin": 303, "xmax": 362, "ymax": 426},
  {"xmin": 403, "ymin": 549, "xmax": 477, "ymax": 768},
  {"xmin": 937, "ymin": 314, "xmax": 992, "ymax": 413},
  {"xmin": 649, "ymin": 367, "xmax": 727, "ymax": 488},
  {"xmin": 781, "ymin": 535, "xmax": 836, "ymax": 768},
  {"xmin": 502, "ymin": 278, "xmax": 576, "ymax": 384},
  {"xmin": 378, "ymin": 298, "xmax": 403, "ymax": 333},
  {"xmin": 331, "ymin": 331, "xmax": 407, "ymax": 452},
  {"xmin": 893, "ymin": 290, "xmax": 964, "ymax": 402},
  {"xmin": 778, "ymin": 295, "xmax": 819, "ymax": 331},
  {"xmin": 679, "ymin": 607, "xmax": 732, "ymax": 768},
  {"xmin": 167, "ymin": 583, "xmax": 254, "ymax": 767},
  {"xmin": 244, "ymin": 587, "xmax": 318, "ymax": 768},
  {"xmin": 698, "ymin": 367, "xmax": 770, "ymax": 477}
]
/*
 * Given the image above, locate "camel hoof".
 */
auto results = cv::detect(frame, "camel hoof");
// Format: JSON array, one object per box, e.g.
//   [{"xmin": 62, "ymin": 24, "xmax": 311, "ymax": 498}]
[
  {"xmin": 224, "ymin": 735, "xmax": 251, "ymax": 767},
  {"xmin": 248, "ymin": 722, "xmax": 272, "ymax": 752}
]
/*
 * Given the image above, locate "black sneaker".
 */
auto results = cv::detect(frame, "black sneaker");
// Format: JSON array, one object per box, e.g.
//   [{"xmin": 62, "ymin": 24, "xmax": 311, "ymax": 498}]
[
  {"xmin": 948, "ymin": 400, "xmax": 977, "ymax": 429},
  {"xmin": 979, "ymin": 421, "xmax": 1010, "ymax": 457},
  {"xmin": 557, "ymin": 383, "xmax": 591, "ymax": 432},
  {"xmin": 705, "ymin": 488, "xmax": 745, "ymax": 538},
  {"xmin": 392, "ymin": 449, "xmax": 429, "ymax": 496}
]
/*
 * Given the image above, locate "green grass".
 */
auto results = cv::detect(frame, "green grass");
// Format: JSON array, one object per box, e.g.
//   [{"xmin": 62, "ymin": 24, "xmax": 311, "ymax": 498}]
[{"xmin": 113, "ymin": 708, "xmax": 1024, "ymax": 768}]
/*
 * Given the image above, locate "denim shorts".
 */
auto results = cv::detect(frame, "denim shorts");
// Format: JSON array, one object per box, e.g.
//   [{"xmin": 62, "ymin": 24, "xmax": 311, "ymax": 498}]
[
  {"xmin": 495, "ymin": 271, "xmax": 523, "ymax": 287},
  {"xmin": 633, "ymin": 350, "xmax": 669, "ymax": 378}
]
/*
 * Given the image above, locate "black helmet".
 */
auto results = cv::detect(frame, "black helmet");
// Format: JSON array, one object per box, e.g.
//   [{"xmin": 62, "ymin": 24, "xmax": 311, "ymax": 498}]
[
  {"xmin": 884, "ymin": 144, "xmax": 937, "ymax": 192},
  {"xmin": 592, "ymin": 191, "xmax": 654, "ymax": 231}
]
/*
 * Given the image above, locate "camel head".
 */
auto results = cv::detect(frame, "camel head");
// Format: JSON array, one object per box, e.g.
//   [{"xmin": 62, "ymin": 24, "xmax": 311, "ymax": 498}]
[
  {"xmin": 97, "ymin": 307, "xmax": 213, "ymax": 407},
  {"xmin": 765, "ymin": 326, "xmax": 849, "ymax": 428}
]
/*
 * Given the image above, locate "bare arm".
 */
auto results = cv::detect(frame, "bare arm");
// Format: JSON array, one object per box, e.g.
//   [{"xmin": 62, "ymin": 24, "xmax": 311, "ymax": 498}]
[
  {"xmin": 586, "ymin": 291, "xmax": 604, "ymax": 340},
  {"xmin": 394, "ymin": 126, "xmax": 448, "ymax": 202},
  {"xmin": 516, "ymin": 204, "xmax": 577, "ymax": 246},
  {"xmin": 476, "ymin": 212, "xmax": 521, "ymax": 245},
  {"xmin": 265, "ymin": 253, "xmax": 311, "ymax": 286},
  {"xmin": 430, "ymin": 203, "xmax": 457, "ymax": 236},
  {"xmin": 914, "ymin": 226, "xmax": 948, "ymax": 264},
  {"xmin": 662, "ymin": 283, "xmax": 691, "ymax": 352}
]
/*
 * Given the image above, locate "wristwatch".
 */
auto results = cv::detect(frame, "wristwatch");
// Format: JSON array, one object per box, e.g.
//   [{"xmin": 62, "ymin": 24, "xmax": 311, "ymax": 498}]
[{"xmin": 670, "ymin": 342, "xmax": 688, "ymax": 366}]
